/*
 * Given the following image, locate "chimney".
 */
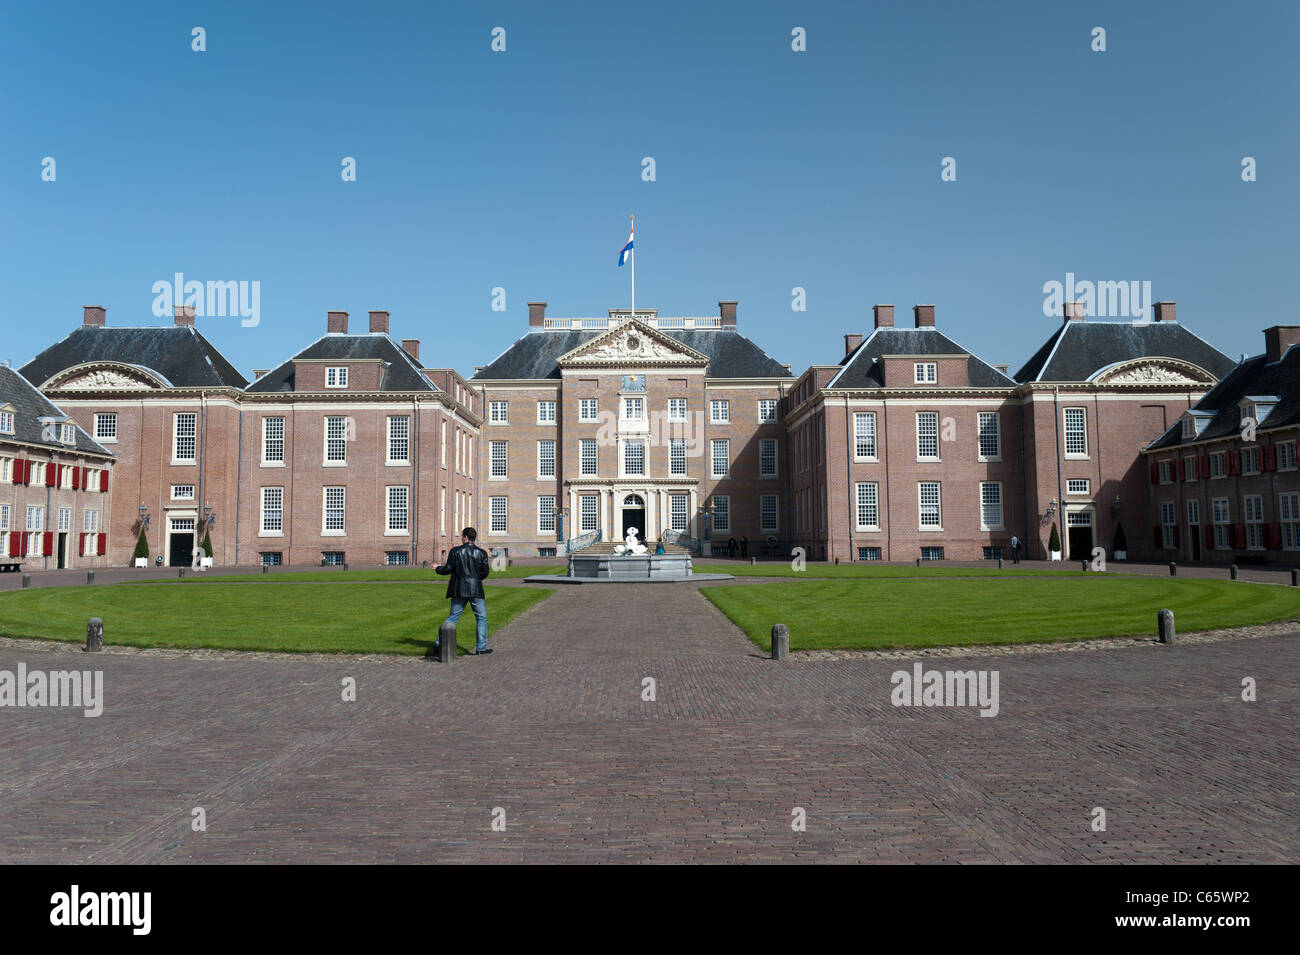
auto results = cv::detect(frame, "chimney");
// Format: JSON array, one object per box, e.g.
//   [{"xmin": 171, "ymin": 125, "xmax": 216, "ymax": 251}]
[
  {"xmin": 873, "ymin": 304, "xmax": 894, "ymax": 328},
  {"xmin": 844, "ymin": 333, "xmax": 863, "ymax": 356},
  {"xmin": 327, "ymin": 311, "xmax": 349, "ymax": 334},
  {"xmin": 83, "ymin": 306, "xmax": 106, "ymax": 327},
  {"xmin": 1264, "ymin": 326, "xmax": 1300, "ymax": 363},
  {"xmin": 401, "ymin": 339, "xmax": 420, "ymax": 362},
  {"xmin": 913, "ymin": 304, "xmax": 935, "ymax": 328},
  {"xmin": 719, "ymin": 301, "xmax": 738, "ymax": 327},
  {"xmin": 368, "ymin": 310, "xmax": 390, "ymax": 334},
  {"xmin": 174, "ymin": 304, "xmax": 195, "ymax": 327},
  {"xmin": 1153, "ymin": 301, "xmax": 1176, "ymax": 323},
  {"xmin": 252, "ymin": 369, "xmax": 269, "ymax": 380},
  {"xmin": 1063, "ymin": 301, "xmax": 1086, "ymax": 322},
  {"xmin": 528, "ymin": 301, "xmax": 547, "ymax": 327}
]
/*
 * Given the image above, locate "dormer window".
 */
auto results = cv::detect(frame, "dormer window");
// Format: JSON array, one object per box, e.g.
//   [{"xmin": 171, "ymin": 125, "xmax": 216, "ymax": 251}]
[
  {"xmin": 326, "ymin": 367, "xmax": 348, "ymax": 388},
  {"xmin": 1181, "ymin": 418, "xmax": 1195, "ymax": 439},
  {"xmin": 0, "ymin": 409, "xmax": 13, "ymax": 435},
  {"xmin": 914, "ymin": 362, "xmax": 937, "ymax": 384},
  {"xmin": 60, "ymin": 423, "xmax": 76, "ymax": 445}
]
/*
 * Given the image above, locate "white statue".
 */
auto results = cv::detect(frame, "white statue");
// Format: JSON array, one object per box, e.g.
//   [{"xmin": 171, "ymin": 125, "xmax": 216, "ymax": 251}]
[{"xmin": 622, "ymin": 527, "xmax": 647, "ymax": 555}]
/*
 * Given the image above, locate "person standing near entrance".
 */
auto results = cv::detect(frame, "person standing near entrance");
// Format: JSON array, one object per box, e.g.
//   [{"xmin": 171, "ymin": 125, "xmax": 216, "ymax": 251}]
[
  {"xmin": 1009, "ymin": 534, "xmax": 1022, "ymax": 564},
  {"xmin": 434, "ymin": 527, "xmax": 492, "ymax": 656}
]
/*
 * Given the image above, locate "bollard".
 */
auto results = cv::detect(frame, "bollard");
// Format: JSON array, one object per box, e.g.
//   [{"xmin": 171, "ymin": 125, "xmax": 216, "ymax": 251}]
[
  {"xmin": 1080, "ymin": 559, "xmax": 1089, "ymax": 572},
  {"xmin": 21, "ymin": 574, "xmax": 31, "ymax": 589},
  {"xmin": 771, "ymin": 623, "xmax": 789, "ymax": 661},
  {"xmin": 915, "ymin": 558, "xmax": 922, "ymax": 567},
  {"xmin": 1169, "ymin": 561, "xmax": 1177, "ymax": 576},
  {"xmin": 750, "ymin": 557, "xmax": 756, "ymax": 566},
  {"xmin": 343, "ymin": 563, "xmax": 349, "ymax": 572},
  {"xmin": 1157, "ymin": 608, "xmax": 1176, "ymax": 644},
  {"xmin": 834, "ymin": 557, "xmax": 839, "ymax": 565},
  {"xmin": 998, "ymin": 557, "xmax": 1004, "ymax": 569},
  {"xmin": 84, "ymin": 617, "xmax": 103, "ymax": 652},
  {"xmin": 436, "ymin": 620, "xmax": 456, "ymax": 663},
  {"xmin": 1230, "ymin": 564, "xmax": 1239, "ymax": 581},
  {"xmin": 1291, "ymin": 568, "xmax": 1298, "ymax": 587},
  {"xmin": 262, "ymin": 564, "xmax": 269, "ymax": 575},
  {"xmin": 86, "ymin": 569, "xmax": 95, "ymax": 585},
  {"xmin": 178, "ymin": 567, "xmax": 185, "ymax": 578}
]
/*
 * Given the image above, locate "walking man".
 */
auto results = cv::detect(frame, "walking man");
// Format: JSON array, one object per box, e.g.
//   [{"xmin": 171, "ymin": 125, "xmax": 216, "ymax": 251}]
[
  {"xmin": 434, "ymin": 527, "xmax": 492, "ymax": 655},
  {"xmin": 1009, "ymin": 534, "xmax": 1022, "ymax": 564}
]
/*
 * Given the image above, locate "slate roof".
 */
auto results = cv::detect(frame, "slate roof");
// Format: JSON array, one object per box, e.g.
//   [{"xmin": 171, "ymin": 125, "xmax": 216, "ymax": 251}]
[
  {"xmin": 1014, "ymin": 321, "xmax": 1234, "ymax": 383},
  {"xmin": 472, "ymin": 327, "xmax": 791, "ymax": 380},
  {"xmin": 246, "ymin": 335, "xmax": 439, "ymax": 393},
  {"xmin": 826, "ymin": 328, "xmax": 1015, "ymax": 389},
  {"xmin": 19, "ymin": 326, "xmax": 248, "ymax": 390},
  {"xmin": 0, "ymin": 365, "xmax": 113, "ymax": 457},
  {"xmin": 1147, "ymin": 343, "xmax": 1300, "ymax": 450}
]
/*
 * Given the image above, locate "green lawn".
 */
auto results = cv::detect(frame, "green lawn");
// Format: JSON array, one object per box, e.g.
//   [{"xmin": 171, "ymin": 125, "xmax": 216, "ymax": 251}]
[
  {"xmin": 0, "ymin": 582, "xmax": 551, "ymax": 656},
  {"xmin": 694, "ymin": 561, "xmax": 1068, "ymax": 579},
  {"xmin": 701, "ymin": 576, "xmax": 1300, "ymax": 652},
  {"xmin": 140, "ymin": 564, "xmax": 567, "ymax": 584}
]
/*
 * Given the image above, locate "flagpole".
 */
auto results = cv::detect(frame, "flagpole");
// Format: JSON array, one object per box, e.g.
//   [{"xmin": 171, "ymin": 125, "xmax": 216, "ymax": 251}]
[{"xmin": 629, "ymin": 214, "xmax": 635, "ymax": 321}]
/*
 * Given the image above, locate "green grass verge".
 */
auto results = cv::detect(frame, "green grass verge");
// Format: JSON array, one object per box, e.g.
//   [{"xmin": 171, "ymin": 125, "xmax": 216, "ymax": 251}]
[
  {"xmin": 0, "ymin": 582, "xmax": 551, "ymax": 656},
  {"xmin": 693, "ymin": 561, "xmax": 1069, "ymax": 579},
  {"xmin": 136, "ymin": 565, "xmax": 567, "ymax": 584},
  {"xmin": 700, "ymin": 576, "xmax": 1300, "ymax": 652}
]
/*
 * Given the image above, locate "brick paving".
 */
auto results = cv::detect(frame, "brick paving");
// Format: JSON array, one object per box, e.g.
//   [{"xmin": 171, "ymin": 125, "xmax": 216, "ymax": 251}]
[{"xmin": 0, "ymin": 581, "xmax": 1296, "ymax": 863}]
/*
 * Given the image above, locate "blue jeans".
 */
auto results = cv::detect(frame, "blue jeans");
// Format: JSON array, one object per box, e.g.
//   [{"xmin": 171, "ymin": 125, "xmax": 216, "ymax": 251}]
[{"xmin": 444, "ymin": 597, "xmax": 488, "ymax": 651}]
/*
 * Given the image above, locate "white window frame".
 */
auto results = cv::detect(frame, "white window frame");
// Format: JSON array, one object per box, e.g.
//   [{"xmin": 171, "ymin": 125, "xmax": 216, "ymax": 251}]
[
  {"xmin": 1160, "ymin": 501, "xmax": 1176, "ymax": 548},
  {"xmin": 670, "ymin": 494, "xmax": 689, "ymax": 532},
  {"xmin": 977, "ymin": 412, "xmax": 1000, "ymax": 460},
  {"xmin": 0, "ymin": 411, "xmax": 12, "ymax": 435},
  {"xmin": 1244, "ymin": 495, "xmax": 1263, "ymax": 550},
  {"xmin": 1064, "ymin": 407, "xmax": 1088, "ymax": 458},
  {"xmin": 713, "ymin": 495, "xmax": 731, "ymax": 533},
  {"xmin": 1211, "ymin": 497, "xmax": 1231, "ymax": 550},
  {"xmin": 758, "ymin": 399, "xmax": 777, "ymax": 423},
  {"xmin": 853, "ymin": 412, "xmax": 877, "ymax": 461},
  {"xmin": 710, "ymin": 438, "xmax": 729, "ymax": 478},
  {"xmin": 623, "ymin": 439, "xmax": 646, "ymax": 477},
  {"xmin": 579, "ymin": 438, "xmax": 597, "ymax": 477},
  {"xmin": 93, "ymin": 413, "xmax": 117, "ymax": 441},
  {"xmin": 173, "ymin": 412, "xmax": 197, "ymax": 464},
  {"xmin": 260, "ymin": 487, "xmax": 283, "ymax": 535},
  {"xmin": 1280, "ymin": 492, "xmax": 1300, "ymax": 550},
  {"xmin": 710, "ymin": 400, "xmax": 730, "ymax": 424},
  {"xmin": 580, "ymin": 495, "xmax": 599, "ymax": 533},
  {"xmin": 579, "ymin": 399, "xmax": 598, "ymax": 422},
  {"xmin": 537, "ymin": 401, "xmax": 556, "ymax": 424},
  {"xmin": 622, "ymin": 397, "xmax": 644, "ymax": 420},
  {"xmin": 1066, "ymin": 479, "xmax": 1090, "ymax": 495},
  {"xmin": 489, "ymin": 401, "xmax": 508, "ymax": 424},
  {"xmin": 855, "ymin": 482, "xmax": 879, "ymax": 531},
  {"xmin": 490, "ymin": 440, "xmax": 508, "ymax": 479},
  {"xmin": 262, "ymin": 416, "xmax": 285, "ymax": 465},
  {"xmin": 914, "ymin": 362, "xmax": 937, "ymax": 384},
  {"xmin": 325, "ymin": 366, "xmax": 348, "ymax": 388},
  {"xmin": 759, "ymin": 438, "xmax": 778, "ymax": 477},
  {"xmin": 325, "ymin": 416, "xmax": 348, "ymax": 465},
  {"xmin": 386, "ymin": 485, "xmax": 410, "ymax": 534},
  {"xmin": 387, "ymin": 416, "xmax": 410, "ymax": 465},
  {"xmin": 979, "ymin": 481, "xmax": 1003, "ymax": 530},
  {"xmin": 668, "ymin": 398, "xmax": 687, "ymax": 421},
  {"xmin": 916, "ymin": 412, "xmax": 939, "ymax": 461},
  {"xmin": 919, "ymin": 482, "xmax": 942, "ymax": 529},
  {"xmin": 669, "ymin": 438, "xmax": 687, "ymax": 476},
  {"xmin": 489, "ymin": 497, "xmax": 507, "ymax": 535},
  {"xmin": 538, "ymin": 496, "xmax": 556, "ymax": 534},
  {"xmin": 538, "ymin": 440, "xmax": 556, "ymax": 479},
  {"xmin": 323, "ymin": 486, "xmax": 345, "ymax": 535},
  {"xmin": 760, "ymin": 494, "xmax": 779, "ymax": 532}
]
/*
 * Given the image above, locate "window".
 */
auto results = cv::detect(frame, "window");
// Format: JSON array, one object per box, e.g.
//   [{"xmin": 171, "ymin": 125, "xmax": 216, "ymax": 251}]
[
  {"xmin": 713, "ymin": 496, "xmax": 730, "ymax": 532},
  {"xmin": 31, "ymin": 462, "xmax": 44, "ymax": 487},
  {"xmin": 759, "ymin": 439, "xmax": 778, "ymax": 477},
  {"xmin": 920, "ymin": 547, "xmax": 944, "ymax": 561},
  {"xmin": 759, "ymin": 399, "xmax": 777, "ymax": 422},
  {"xmin": 0, "ymin": 505, "xmax": 8, "ymax": 530},
  {"xmin": 1158, "ymin": 461, "xmax": 1172, "ymax": 484},
  {"xmin": 1281, "ymin": 493, "xmax": 1300, "ymax": 549},
  {"xmin": 980, "ymin": 482, "xmax": 1003, "ymax": 529},
  {"xmin": 919, "ymin": 482, "xmax": 941, "ymax": 528},
  {"xmin": 580, "ymin": 438, "xmax": 597, "ymax": 476},
  {"xmin": 260, "ymin": 487, "xmax": 283, "ymax": 533},
  {"xmin": 537, "ymin": 401, "xmax": 556, "ymax": 424},
  {"xmin": 855, "ymin": 483, "xmax": 879, "ymax": 530},
  {"xmin": 440, "ymin": 486, "xmax": 446, "ymax": 535},
  {"xmin": 668, "ymin": 398, "xmax": 687, "ymax": 421},
  {"xmin": 623, "ymin": 440, "xmax": 645, "ymax": 476},
  {"xmin": 386, "ymin": 551, "xmax": 408, "ymax": 566},
  {"xmin": 1160, "ymin": 501, "xmax": 1177, "ymax": 549},
  {"xmin": 260, "ymin": 552, "xmax": 282, "ymax": 566},
  {"xmin": 1183, "ymin": 455, "xmax": 1197, "ymax": 482},
  {"xmin": 325, "ymin": 367, "xmax": 348, "ymax": 388},
  {"xmin": 1187, "ymin": 499, "xmax": 1200, "ymax": 526},
  {"xmin": 538, "ymin": 548, "xmax": 556, "ymax": 558},
  {"xmin": 1279, "ymin": 442, "xmax": 1296, "ymax": 471},
  {"xmin": 1181, "ymin": 418, "xmax": 1196, "ymax": 439},
  {"xmin": 489, "ymin": 497, "xmax": 507, "ymax": 534},
  {"xmin": 710, "ymin": 439, "xmax": 729, "ymax": 478},
  {"xmin": 982, "ymin": 547, "xmax": 1004, "ymax": 560},
  {"xmin": 1244, "ymin": 495, "xmax": 1263, "ymax": 549},
  {"xmin": 670, "ymin": 494, "xmax": 689, "ymax": 532},
  {"xmin": 262, "ymin": 417, "xmax": 284, "ymax": 463},
  {"xmin": 387, "ymin": 416, "xmax": 410, "ymax": 464},
  {"xmin": 323, "ymin": 552, "xmax": 345, "ymax": 566},
  {"xmin": 326, "ymin": 416, "xmax": 347, "ymax": 463},
  {"xmin": 57, "ymin": 507, "xmax": 71, "ymax": 532},
  {"xmin": 1064, "ymin": 408, "xmax": 1087, "ymax": 456},
  {"xmin": 93, "ymin": 413, "xmax": 117, "ymax": 440},
  {"xmin": 440, "ymin": 421, "xmax": 447, "ymax": 468},
  {"xmin": 1067, "ymin": 479, "xmax": 1090, "ymax": 495},
  {"xmin": 1209, "ymin": 452, "xmax": 1227, "ymax": 479},
  {"xmin": 760, "ymin": 495, "xmax": 778, "ymax": 532},
  {"xmin": 59, "ymin": 423, "xmax": 75, "ymax": 444},
  {"xmin": 1211, "ymin": 498, "xmax": 1231, "ymax": 549},
  {"xmin": 537, "ymin": 440, "xmax": 556, "ymax": 478},
  {"xmin": 916, "ymin": 412, "xmax": 939, "ymax": 459},
  {"xmin": 0, "ymin": 459, "xmax": 9, "ymax": 484},
  {"xmin": 489, "ymin": 401, "xmax": 508, "ymax": 423},
  {"xmin": 914, "ymin": 362, "xmax": 937, "ymax": 384},
  {"xmin": 173, "ymin": 413, "xmax": 197, "ymax": 462},
  {"xmin": 579, "ymin": 399, "xmax": 598, "ymax": 422},
  {"xmin": 857, "ymin": 547, "xmax": 881, "ymax": 561},
  {"xmin": 0, "ymin": 411, "xmax": 12, "ymax": 434},
  {"xmin": 490, "ymin": 440, "xmax": 508, "ymax": 478},
  {"xmin": 26, "ymin": 506, "xmax": 44, "ymax": 531},
  {"xmin": 669, "ymin": 438, "xmax": 687, "ymax": 476},
  {"xmin": 1242, "ymin": 447, "xmax": 1260, "ymax": 474},
  {"xmin": 580, "ymin": 495, "xmax": 599, "ymax": 533},
  {"xmin": 386, "ymin": 486, "xmax": 409, "ymax": 533},
  {"xmin": 710, "ymin": 400, "xmax": 730, "ymax": 423},
  {"xmin": 622, "ymin": 397, "xmax": 643, "ymax": 420},
  {"xmin": 538, "ymin": 496, "xmax": 556, "ymax": 533},
  {"xmin": 61, "ymin": 466, "xmax": 74, "ymax": 489},
  {"xmin": 854, "ymin": 413, "xmax": 877, "ymax": 460},
  {"xmin": 324, "ymin": 486, "xmax": 345, "ymax": 533},
  {"xmin": 977, "ymin": 412, "xmax": 1000, "ymax": 459}
]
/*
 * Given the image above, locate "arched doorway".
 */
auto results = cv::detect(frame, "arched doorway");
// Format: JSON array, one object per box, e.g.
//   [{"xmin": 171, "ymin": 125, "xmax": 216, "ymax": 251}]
[{"xmin": 620, "ymin": 494, "xmax": 646, "ymax": 544}]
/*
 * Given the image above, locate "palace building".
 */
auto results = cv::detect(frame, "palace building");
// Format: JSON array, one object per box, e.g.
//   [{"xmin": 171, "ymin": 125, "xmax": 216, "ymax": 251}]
[{"xmin": 12, "ymin": 296, "xmax": 1295, "ymax": 569}]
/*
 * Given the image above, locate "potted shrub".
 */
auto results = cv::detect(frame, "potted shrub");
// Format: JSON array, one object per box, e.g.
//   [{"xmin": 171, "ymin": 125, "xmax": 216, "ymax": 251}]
[
  {"xmin": 200, "ymin": 530, "xmax": 215, "ymax": 568},
  {"xmin": 1048, "ymin": 523, "xmax": 1062, "ymax": 561},
  {"xmin": 1112, "ymin": 523, "xmax": 1127, "ymax": 561},
  {"xmin": 132, "ymin": 529, "xmax": 150, "ymax": 568}
]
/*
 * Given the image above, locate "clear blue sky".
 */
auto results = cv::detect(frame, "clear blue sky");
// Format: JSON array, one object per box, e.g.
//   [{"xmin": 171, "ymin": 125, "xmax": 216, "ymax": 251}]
[{"xmin": 3, "ymin": 0, "xmax": 1296, "ymax": 379}]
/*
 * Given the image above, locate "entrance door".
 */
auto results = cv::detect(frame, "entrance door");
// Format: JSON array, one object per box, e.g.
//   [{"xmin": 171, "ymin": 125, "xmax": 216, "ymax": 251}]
[
  {"xmin": 1066, "ymin": 511, "xmax": 1093, "ymax": 560},
  {"xmin": 620, "ymin": 494, "xmax": 646, "ymax": 544},
  {"xmin": 169, "ymin": 533, "xmax": 194, "ymax": 567},
  {"xmin": 56, "ymin": 533, "xmax": 67, "ymax": 569}
]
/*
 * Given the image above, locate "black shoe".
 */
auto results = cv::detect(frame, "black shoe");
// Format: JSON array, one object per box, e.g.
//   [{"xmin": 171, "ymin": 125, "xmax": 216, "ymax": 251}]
[{"xmin": 474, "ymin": 648, "xmax": 493, "ymax": 655}]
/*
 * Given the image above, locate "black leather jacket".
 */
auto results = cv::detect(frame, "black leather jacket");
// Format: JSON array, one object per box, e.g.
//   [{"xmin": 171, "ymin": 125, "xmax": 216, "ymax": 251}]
[{"xmin": 436, "ymin": 543, "xmax": 490, "ymax": 599}]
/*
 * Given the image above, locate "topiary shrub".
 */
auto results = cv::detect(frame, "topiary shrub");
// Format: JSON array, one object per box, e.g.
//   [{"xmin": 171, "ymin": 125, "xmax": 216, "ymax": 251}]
[
  {"xmin": 202, "ymin": 531, "xmax": 213, "ymax": 558},
  {"xmin": 133, "ymin": 529, "xmax": 150, "ymax": 560},
  {"xmin": 1048, "ymin": 523, "xmax": 1061, "ymax": 553}
]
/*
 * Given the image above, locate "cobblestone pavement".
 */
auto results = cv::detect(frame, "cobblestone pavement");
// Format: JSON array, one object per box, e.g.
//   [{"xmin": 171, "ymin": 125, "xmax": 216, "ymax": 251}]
[{"xmin": 0, "ymin": 583, "xmax": 1295, "ymax": 863}]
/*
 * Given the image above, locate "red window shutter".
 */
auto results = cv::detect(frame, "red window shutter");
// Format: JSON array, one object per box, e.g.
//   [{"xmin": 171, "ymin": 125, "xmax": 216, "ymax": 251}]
[
  {"xmin": 100, "ymin": 469, "xmax": 109, "ymax": 493},
  {"xmin": 8, "ymin": 534, "xmax": 19, "ymax": 557},
  {"xmin": 1153, "ymin": 525, "xmax": 1162, "ymax": 547},
  {"xmin": 1204, "ymin": 525, "xmax": 1215, "ymax": 549},
  {"xmin": 1173, "ymin": 525, "xmax": 1182, "ymax": 548},
  {"xmin": 1264, "ymin": 445, "xmax": 1277, "ymax": 471},
  {"xmin": 96, "ymin": 533, "xmax": 107, "ymax": 556},
  {"xmin": 44, "ymin": 464, "xmax": 55, "ymax": 488},
  {"xmin": 1229, "ymin": 451, "xmax": 1241, "ymax": 475},
  {"xmin": 42, "ymin": 531, "xmax": 53, "ymax": 556},
  {"xmin": 71, "ymin": 467, "xmax": 80, "ymax": 490},
  {"xmin": 78, "ymin": 532, "xmax": 86, "ymax": 554},
  {"xmin": 1149, "ymin": 461, "xmax": 1159, "ymax": 484},
  {"xmin": 1267, "ymin": 523, "xmax": 1282, "ymax": 549}
]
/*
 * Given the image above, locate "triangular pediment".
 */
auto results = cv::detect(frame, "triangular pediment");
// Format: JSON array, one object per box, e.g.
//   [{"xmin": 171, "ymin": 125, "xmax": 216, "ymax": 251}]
[
  {"xmin": 1091, "ymin": 358, "xmax": 1216, "ymax": 386},
  {"xmin": 42, "ymin": 361, "xmax": 170, "ymax": 391},
  {"xmin": 557, "ymin": 319, "xmax": 708, "ymax": 368}
]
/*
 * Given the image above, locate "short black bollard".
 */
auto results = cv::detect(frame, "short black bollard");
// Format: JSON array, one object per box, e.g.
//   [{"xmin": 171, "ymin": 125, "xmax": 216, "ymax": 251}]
[
  {"xmin": 834, "ymin": 557, "xmax": 839, "ymax": 565},
  {"xmin": 1291, "ymin": 568, "xmax": 1298, "ymax": 587},
  {"xmin": 915, "ymin": 558, "xmax": 922, "ymax": 567},
  {"xmin": 1081, "ymin": 559, "xmax": 1089, "ymax": 572},
  {"xmin": 21, "ymin": 574, "xmax": 30, "ymax": 589},
  {"xmin": 85, "ymin": 617, "xmax": 103, "ymax": 652},
  {"xmin": 262, "ymin": 564, "xmax": 269, "ymax": 575},
  {"xmin": 998, "ymin": 557, "xmax": 1004, "ymax": 569},
  {"xmin": 178, "ymin": 567, "xmax": 185, "ymax": 578},
  {"xmin": 771, "ymin": 623, "xmax": 790, "ymax": 661},
  {"xmin": 1157, "ymin": 608, "xmax": 1176, "ymax": 644},
  {"xmin": 343, "ymin": 563, "xmax": 349, "ymax": 572},
  {"xmin": 436, "ymin": 620, "xmax": 456, "ymax": 663},
  {"xmin": 86, "ymin": 570, "xmax": 95, "ymax": 585},
  {"xmin": 1169, "ymin": 561, "xmax": 1177, "ymax": 576},
  {"xmin": 1230, "ymin": 564, "xmax": 1239, "ymax": 581}
]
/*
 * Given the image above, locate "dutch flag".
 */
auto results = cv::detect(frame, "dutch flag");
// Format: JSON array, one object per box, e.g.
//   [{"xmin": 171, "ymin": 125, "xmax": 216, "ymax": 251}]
[{"xmin": 618, "ymin": 226, "xmax": 634, "ymax": 267}]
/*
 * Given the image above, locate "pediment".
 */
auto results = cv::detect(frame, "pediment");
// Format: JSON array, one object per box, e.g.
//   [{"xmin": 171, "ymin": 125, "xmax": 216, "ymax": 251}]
[
  {"xmin": 42, "ymin": 362, "xmax": 171, "ymax": 391},
  {"xmin": 1091, "ymin": 358, "xmax": 1216, "ymax": 387},
  {"xmin": 557, "ymin": 320, "xmax": 708, "ymax": 368}
]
